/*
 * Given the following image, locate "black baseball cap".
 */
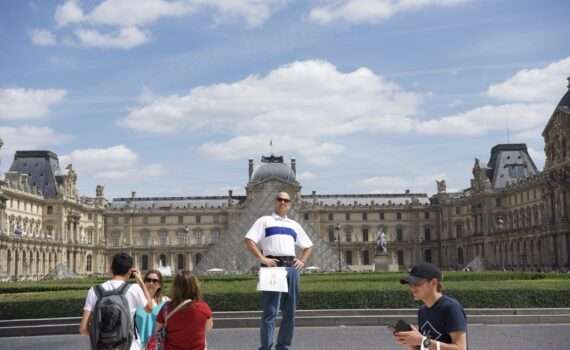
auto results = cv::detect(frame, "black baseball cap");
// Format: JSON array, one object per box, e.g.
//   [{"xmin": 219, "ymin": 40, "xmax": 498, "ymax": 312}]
[{"xmin": 400, "ymin": 263, "xmax": 442, "ymax": 285}]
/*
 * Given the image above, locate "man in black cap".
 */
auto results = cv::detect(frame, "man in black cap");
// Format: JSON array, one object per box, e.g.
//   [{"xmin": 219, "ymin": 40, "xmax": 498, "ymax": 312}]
[{"xmin": 393, "ymin": 263, "xmax": 467, "ymax": 350}]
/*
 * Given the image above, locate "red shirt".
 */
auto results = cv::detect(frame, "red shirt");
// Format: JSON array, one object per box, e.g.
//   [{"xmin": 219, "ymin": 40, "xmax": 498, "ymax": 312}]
[{"xmin": 157, "ymin": 300, "xmax": 212, "ymax": 350}]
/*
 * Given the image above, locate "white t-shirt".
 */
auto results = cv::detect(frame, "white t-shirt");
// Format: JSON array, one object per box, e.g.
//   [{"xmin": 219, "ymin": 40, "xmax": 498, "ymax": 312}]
[
  {"xmin": 245, "ymin": 213, "xmax": 313, "ymax": 256},
  {"xmin": 84, "ymin": 280, "xmax": 148, "ymax": 350}
]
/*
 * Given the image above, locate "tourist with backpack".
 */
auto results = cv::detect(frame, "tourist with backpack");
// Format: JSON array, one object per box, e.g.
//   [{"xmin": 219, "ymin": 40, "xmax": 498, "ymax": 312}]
[
  {"xmin": 79, "ymin": 252, "xmax": 155, "ymax": 350},
  {"xmin": 152, "ymin": 270, "xmax": 213, "ymax": 350}
]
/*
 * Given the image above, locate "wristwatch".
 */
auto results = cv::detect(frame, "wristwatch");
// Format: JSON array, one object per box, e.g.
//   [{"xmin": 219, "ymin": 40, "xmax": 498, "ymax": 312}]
[{"xmin": 422, "ymin": 337, "xmax": 432, "ymax": 349}]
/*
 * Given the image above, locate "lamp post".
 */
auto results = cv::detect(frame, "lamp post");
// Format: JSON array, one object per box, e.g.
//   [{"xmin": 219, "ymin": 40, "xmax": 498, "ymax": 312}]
[{"xmin": 335, "ymin": 224, "xmax": 342, "ymax": 272}]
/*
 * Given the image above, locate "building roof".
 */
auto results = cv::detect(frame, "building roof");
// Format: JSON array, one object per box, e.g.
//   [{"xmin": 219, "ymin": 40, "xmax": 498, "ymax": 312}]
[
  {"xmin": 8, "ymin": 151, "xmax": 62, "ymax": 198},
  {"xmin": 109, "ymin": 195, "xmax": 246, "ymax": 210},
  {"xmin": 301, "ymin": 193, "xmax": 430, "ymax": 207},
  {"xmin": 487, "ymin": 144, "xmax": 538, "ymax": 189},
  {"xmin": 250, "ymin": 155, "xmax": 296, "ymax": 184}
]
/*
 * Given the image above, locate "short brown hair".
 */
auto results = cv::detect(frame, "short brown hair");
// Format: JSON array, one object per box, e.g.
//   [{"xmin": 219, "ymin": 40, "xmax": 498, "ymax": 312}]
[{"xmin": 169, "ymin": 271, "xmax": 202, "ymax": 309}]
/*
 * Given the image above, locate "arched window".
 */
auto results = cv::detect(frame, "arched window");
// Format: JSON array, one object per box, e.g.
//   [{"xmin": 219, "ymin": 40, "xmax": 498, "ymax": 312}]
[
  {"xmin": 177, "ymin": 254, "xmax": 185, "ymax": 270},
  {"xmin": 86, "ymin": 255, "xmax": 92, "ymax": 272},
  {"xmin": 195, "ymin": 253, "xmax": 202, "ymax": 266},
  {"xmin": 457, "ymin": 247, "xmax": 464, "ymax": 266},
  {"xmin": 397, "ymin": 250, "xmax": 404, "ymax": 266},
  {"xmin": 328, "ymin": 226, "xmax": 335, "ymax": 242},
  {"xmin": 159, "ymin": 254, "xmax": 167, "ymax": 267}
]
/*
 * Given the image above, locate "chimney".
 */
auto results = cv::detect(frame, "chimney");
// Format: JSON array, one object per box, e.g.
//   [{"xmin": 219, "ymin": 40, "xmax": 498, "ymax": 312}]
[
  {"xmin": 291, "ymin": 158, "xmax": 296, "ymax": 175},
  {"xmin": 567, "ymin": 76, "xmax": 570, "ymax": 89},
  {"xmin": 131, "ymin": 191, "xmax": 136, "ymax": 198},
  {"xmin": 228, "ymin": 189, "xmax": 233, "ymax": 206},
  {"xmin": 248, "ymin": 159, "xmax": 254, "ymax": 181},
  {"xmin": 312, "ymin": 190, "xmax": 317, "ymax": 205}
]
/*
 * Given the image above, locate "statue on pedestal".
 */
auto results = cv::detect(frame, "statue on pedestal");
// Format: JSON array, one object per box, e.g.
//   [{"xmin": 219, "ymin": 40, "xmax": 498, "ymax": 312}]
[{"xmin": 376, "ymin": 229, "xmax": 387, "ymax": 255}]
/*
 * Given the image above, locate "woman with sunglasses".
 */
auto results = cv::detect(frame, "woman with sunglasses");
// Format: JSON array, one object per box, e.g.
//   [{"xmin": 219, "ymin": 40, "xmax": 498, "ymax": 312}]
[{"xmin": 135, "ymin": 270, "xmax": 170, "ymax": 347}]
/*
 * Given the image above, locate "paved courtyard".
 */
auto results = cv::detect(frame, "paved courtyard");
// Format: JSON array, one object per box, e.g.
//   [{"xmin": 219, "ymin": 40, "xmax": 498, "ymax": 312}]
[{"xmin": 2, "ymin": 324, "xmax": 569, "ymax": 350}]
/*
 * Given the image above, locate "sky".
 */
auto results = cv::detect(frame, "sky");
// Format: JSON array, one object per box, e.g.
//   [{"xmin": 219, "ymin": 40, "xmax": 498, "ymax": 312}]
[{"xmin": 0, "ymin": 0, "xmax": 569, "ymax": 199}]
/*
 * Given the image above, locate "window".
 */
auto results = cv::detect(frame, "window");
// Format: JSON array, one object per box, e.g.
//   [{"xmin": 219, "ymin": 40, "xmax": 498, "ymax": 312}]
[
  {"xmin": 396, "ymin": 227, "xmax": 403, "ymax": 241},
  {"xmin": 177, "ymin": 254, "xmax": 185, "ymax": 270},
  {"xmin": 362, "ymin": 250, "xmax": 370, "ymax": 265},
  {"xmin": 457, "ymin": 248, "xmax": 464, "ymax": 265},
  {"xmin": 328, "ymin": 213, "xmax": 333, "ymax": 221},
  {"xmin": 143, "ymin": 216, "xmax": 148, "ymax": 225},
  {"xmin": 88, "ymin": 213, "xmax": 93, "ymax": 220},
  {"xmin": 362, "ymin": 228, "xmax": 369, "ymax": 242},
  {"xmin": 86, "ymin": 255, "xmax": 92, "ymax": 272},
  {"xmin": 424, "ymin": 211, "xmax": 430, "ymax": 219},
  {"xmin": 195, "ymin": 253, "xmax": 202, "ymax": 266},
  {"xmin": 456, "ymin": 207, "xmax": 461, "ymax": 215},
  {"xmin": 345, "ymin": 231, "xmax": 352, "ymax": 242},
  {"xmin": 112, "ymin": 233, "xmax": 120, "ymax": 247},
  {"xmin": 397, "ymin": 250, "xmax": 404, "ymax": 266},
  {"xmin": 196, "ymin": 215, "xmax": 201, "ymax": 224},
  {"xmin": 142, "ymin": 255, "xmax": 149, "ymax": 270},
  {"xmin": 379, "ymin": 212, "xmax": 384, "ymax": 220},
  {"xmin": 177, "ymin": 232, "xmax": 185, "ymax": 245},
  {"xmin": 507, "ymin": 164, "xmax": 527, "ymax": 178},
  {"xmin": 328, "ymin": 226, "xmax": 335, "ymax": 242},
  {"xmin": 159, "ymin": 254, "xmax": 167, "ymax": 267},
  {"xmin": 47, "ymin": 206, "xmax": 53, "ymax": 215},
  {"xmin": 424, "ymin": 226, "xmax": 431, "ymax": 241},
  {"xmin": 304, "ymin": 213, "xmax": 309, "ymax": 221},
  {"xmin": 178, "ymin": 216, "xmax": 184, "ymax": 224},
  {"xmin": 345, "ymin": 213, "xmax": 351, "ymax": 221},
  {"xmin": 113, "ymin": 216, "xmax": 119, "ymax": 225},
  {"xmin": 397, "ymin": 212, "xmax": 402, "ymax": 220},
  {"xmin": 160, "ymin": 216, "xmax": 166, "ymax": 224},
  {"xmin": 345, "ymin": 251, "xmax": 353, "ymax": 265},
  {"xmin": 456, "ymin": 223, "xmax": 463, "ymax": 238},
  {"xmin": 159, "ymin": 231, "xmax": 168, "ymax": 246},
  {"xmin": 363, "ymin": 212, "xmax": 368, "ymax": 221},
  {"xmin": 424, "ymin": 249, "xmax": 432, "ymax": 263}
]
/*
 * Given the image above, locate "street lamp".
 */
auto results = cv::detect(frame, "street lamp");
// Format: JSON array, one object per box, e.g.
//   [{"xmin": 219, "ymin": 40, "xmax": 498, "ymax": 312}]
[{"xmin": 335, "ymin": 224, "xmax": 342, "ymax": 272}]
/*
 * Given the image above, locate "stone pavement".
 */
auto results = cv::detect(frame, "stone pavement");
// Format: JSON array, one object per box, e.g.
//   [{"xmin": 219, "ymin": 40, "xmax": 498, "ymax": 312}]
[{"xmin": 2, "ymin": 324, "xmax": 569, "ymax": 350}]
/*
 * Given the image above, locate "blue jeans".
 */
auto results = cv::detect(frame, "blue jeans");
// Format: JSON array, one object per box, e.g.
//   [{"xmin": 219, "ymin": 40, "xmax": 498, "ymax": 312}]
[{"xmin": 259, "ymin": 267, "xmax": 300, "ymax": 350}]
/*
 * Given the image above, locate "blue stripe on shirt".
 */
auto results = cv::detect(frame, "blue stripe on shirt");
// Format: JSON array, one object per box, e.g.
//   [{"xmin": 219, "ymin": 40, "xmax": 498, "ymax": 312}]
[{"xmin": 265, "ymin": 226, "xmax": 297, "ymax": 241}]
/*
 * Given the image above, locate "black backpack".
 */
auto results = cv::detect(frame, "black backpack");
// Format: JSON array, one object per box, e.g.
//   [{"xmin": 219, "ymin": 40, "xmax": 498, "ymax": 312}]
[{"xmin": 89, "ymin": 282, "xmax": 133, "ymax": 350}]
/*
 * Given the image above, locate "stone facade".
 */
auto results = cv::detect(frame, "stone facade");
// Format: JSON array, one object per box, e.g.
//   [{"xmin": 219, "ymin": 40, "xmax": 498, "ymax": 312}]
[{"xmin": 1, "ymin": 80, "xmax": 569, "ymax": 280}]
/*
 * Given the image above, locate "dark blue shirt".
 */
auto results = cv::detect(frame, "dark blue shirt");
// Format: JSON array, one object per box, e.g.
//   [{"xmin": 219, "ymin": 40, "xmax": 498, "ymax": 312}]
[{"xmin": 418, "ymin": 294, "xmax": 467, "ymax": 345}]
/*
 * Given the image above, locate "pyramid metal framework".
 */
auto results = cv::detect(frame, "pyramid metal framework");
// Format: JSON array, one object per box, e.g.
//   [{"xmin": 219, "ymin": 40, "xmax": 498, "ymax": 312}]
[{"xmin": 194, "ymin": 180, "xmax": 343, "ymax": 274}]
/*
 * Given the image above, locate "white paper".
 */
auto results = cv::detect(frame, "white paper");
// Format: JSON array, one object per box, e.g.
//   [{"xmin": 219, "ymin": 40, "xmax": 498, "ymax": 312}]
[{"xmin": 256, "ymin": 267, "xmax": 288, "ymax": 293}]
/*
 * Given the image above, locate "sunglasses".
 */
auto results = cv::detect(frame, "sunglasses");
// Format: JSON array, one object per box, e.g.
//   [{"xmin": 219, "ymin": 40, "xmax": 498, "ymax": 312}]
[
  {"xmin": 144, "ymin": 278, "xmax": 160, "ymax": 284},
  {"xmin": 276, "ymin": 197, "xmax": 291, "ymax": 203}
]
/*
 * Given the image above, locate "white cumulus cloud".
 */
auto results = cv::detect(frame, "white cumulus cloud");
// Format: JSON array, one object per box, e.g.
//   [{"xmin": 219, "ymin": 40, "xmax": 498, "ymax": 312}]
[
  {"xmin": 74, "ymin": 27, "xmax": 147, "ymax": 49},
  {"xmin": 0, "ymin": 126, "xmax": 71, "ymax": 167},
  {"xmin": 310, "ymin": 0, "xmax": 469, "ymax": 24},
  {"xmin": 487, "ymin": 56, "xmax": 570, "ymax": 103},
  {"xmin": 55, "ymin": 0, "xmax": 84, "ymax": 27},
  {"xmin": 0, "ymin": 88, "xmax": 67, "ymax": 120},
  {"xmin": 30, "ymin": 28, "xmax": 56, "ymax": 46}
]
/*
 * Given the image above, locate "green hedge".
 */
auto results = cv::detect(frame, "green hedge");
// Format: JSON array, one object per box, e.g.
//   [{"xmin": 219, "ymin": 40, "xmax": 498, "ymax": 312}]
[{"xmin": 2, "ymin": 272, "xmax": 570, "ymax": 320}]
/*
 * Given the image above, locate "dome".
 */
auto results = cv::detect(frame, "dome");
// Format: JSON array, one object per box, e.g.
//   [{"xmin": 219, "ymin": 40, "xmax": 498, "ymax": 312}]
[{"xmin": 251, "ymin": 157, "xmax": 296, "ymax": 184}]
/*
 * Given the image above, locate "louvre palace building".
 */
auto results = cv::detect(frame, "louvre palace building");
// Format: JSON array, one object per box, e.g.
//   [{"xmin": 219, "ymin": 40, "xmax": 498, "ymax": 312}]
[{"xmin": 1, "ymin": 80, "xmax": 569, "ymax": 281}]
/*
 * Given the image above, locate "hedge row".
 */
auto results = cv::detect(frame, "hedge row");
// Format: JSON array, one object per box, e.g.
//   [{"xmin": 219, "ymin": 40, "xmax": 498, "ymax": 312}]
[{"xmin": 1, "ymin": 288, "xmax": 570, "ymax": 320}]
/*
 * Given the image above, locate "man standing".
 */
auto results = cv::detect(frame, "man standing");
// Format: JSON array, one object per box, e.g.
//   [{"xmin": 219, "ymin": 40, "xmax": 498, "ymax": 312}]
[
  {"xmin": 80, "ymin": 252, "xmax": 155, "ymax": 350},
  {"xmin": 244, "ymin": 191, "xmax": 313, "ymax": 350},
  {"xmin": 394, "ymin": 263, "xmax": 468, "ymax": 350}
]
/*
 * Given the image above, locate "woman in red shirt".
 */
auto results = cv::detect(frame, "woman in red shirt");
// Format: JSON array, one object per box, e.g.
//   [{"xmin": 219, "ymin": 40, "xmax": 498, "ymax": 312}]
[{"xmin": 156, "ymin": 271, "xmax": 213, "ymax": 350}]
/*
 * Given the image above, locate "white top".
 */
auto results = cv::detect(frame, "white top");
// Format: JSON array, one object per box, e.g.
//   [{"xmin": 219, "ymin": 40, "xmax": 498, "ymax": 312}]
[
  {"xmin": 84, "ymin": 280, "xmax": 148, "ymax": 350},
  {"xmin": 245, "ymin": 213, "xmax": 313, "ymax": 256}
]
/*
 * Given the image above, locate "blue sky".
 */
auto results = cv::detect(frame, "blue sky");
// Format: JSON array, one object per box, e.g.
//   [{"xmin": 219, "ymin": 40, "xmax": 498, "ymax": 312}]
[{"xmin": 1, "ymin": 0, "xmax": 569, "ymax": 199}]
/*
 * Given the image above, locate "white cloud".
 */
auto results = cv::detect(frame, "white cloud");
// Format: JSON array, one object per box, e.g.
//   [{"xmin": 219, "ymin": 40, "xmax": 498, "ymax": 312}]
[
  {"xmin": 0, "ymin": 88, "xmax": 67, "ymax": 120},
  {"xmin": 355, "ymin": 173, "xmax": 446, "ymax": 193},
  {"xmin": 487, "ymin": 56, "xmax": 570, "ymax": 103},
  {"xmin": 60, "ymin": 145, "xmax": 138, "ymax": 179},
  {"xmin": 88, "ymin": 0, "xmax": 195, "ymax": 27},
  {"xmin": 59, "ymin": 145, "xmax": 168, "ymax": 180},
  {"xmin": 121, "ymin": 60, "xmax": 421, "ymax": 163},
  {"xmin": 30, "ymin": 28, "xmax": 56, "ymax": 46},
  {"xmin": 417, "ymin": 103, "xmax": 552, "ymax": 136},
  {"xmin": 0, "ymin": 126, "xmax": 71, "ymax": 166},
  {"xmin": 74, "ymin": 26, "xmax": 147, "ymax": 49},
  {"xmin": 55, "ymin": 0, "xmax": 84, "ymax": 27},
  {"xmin": 310, "ymin": 0, "xmax": 468, "ymax": 24},
  {"xmin": 50, "ymin": 0, "xmax": 285, "ymax": 50}
]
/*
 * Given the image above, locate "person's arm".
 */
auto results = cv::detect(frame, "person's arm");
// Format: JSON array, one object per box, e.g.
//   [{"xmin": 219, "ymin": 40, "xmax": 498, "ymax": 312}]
[
  {"xmin": 131, "ymin": 268, "xmax": 155, "ymax": 312},
  {"xmin": 244, "ymin": 238, "xmax": 278, "ymax": 267},
  {"xmin": 79, "ymin": 310, "xmax": 91, "ymax": 336},
  {"xmin": 393, "ymin": 324, "xmax": 422, "ymax": 349},
  {"xmin": 206, "ymin": 317, "xmax": 214, "ymax": 332},
  {"xmin": 431, "ymin": 331, "xmax": 466, "ymax": 350},
  {"xmin": 294, "ymin": 247, "xmax": 313, "ymax": 270}
]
